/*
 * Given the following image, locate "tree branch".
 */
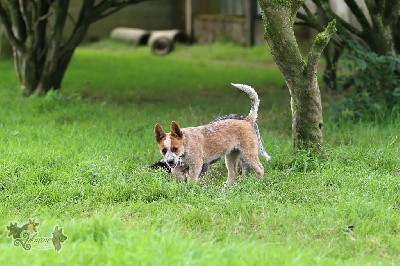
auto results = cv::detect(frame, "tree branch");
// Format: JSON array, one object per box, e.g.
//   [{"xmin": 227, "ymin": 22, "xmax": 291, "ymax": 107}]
[
  {"xmin": 258, "ymin": 0, "xmax": 306, "ymax": 86},
  {"xmin": 291, "ymin": 0, "xmax": 304, "ymax": 22},
  {"xmin": 343, "ymin": 0, "xmax": 371, "ymax": 31},
  {"xmin": 52, "ymin": 0, "xmax": 69, "ymax": 44},
  {"xmin": 42, "ymin": 0, "xmax": 69, "ymax": 75},
  {"xmin": 5, "ymin": 0, "xmax": 28, "ymax": 42},
  {"xmin": 12, "ymin": 47, "xmax": 22, "ymax": 83},
  {"xmin": 34, "ymin": 0, "xmax": 50, "ymax": 64},
  {"xmin": 67, "ymin": 12, "xmax": 76, "ymax": 27},
  {"xmin": 306, "ymin": 20, "xmax": 337, "ymax": 78},
  {"xmin": 90, "ymin": 0, "xmax": 148, "ymax": 22},
  {"xmin": 62, "ymin": 0, "xmax": 94, "ymax": 55},
  {"xmin": 0, "ymin": 3, "xmax": 25, "ymax": 51},
  {"xmin": 312, "ymin": 0, "xmax": 361, "ymax": 37},
  {"xmin": 18, "ymin": 0, "xmax": 32, "ymax": 35},
  {"xmin": 383, "ymin": 0, "xmax": 400, "ymax": 26},
  {"xmin": 297, "ymin": 3, "xmax": 325, "ymax": 32}
]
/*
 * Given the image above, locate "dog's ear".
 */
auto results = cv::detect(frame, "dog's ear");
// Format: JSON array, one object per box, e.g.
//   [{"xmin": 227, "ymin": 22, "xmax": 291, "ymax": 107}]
[
  {"xmin": 154, "ymin": 124, "xmax": 166, "ymax": 143},
  {"xmin": 170, "ymin": 121, "xmax": 183, "ymax": 139}
]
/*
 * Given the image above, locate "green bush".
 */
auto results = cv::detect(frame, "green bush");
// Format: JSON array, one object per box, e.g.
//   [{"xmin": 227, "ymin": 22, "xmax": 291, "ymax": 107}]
[{"xmin": 334, "ymin": 39, "xmax": 400, "ymax": 120}]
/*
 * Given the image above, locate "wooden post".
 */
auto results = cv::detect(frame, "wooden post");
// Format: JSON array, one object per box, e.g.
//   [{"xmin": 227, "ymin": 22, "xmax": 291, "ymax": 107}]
[
  {"xmin": 246, "ymin": 0, "xmax": 256, "ymax": 47},
  {"xmin": 185, "ymin": 0, "xmax": 193, "ymax": 43}
]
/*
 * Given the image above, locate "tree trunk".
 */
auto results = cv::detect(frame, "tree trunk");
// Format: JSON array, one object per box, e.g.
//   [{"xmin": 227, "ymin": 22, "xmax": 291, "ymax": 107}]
[
  {"xmin": 32, "ymin": 50, "xmax": 75, "ymax": 95},
  {"xmin": 258, "ymin": 0, "xmax": 336, "ymax": 155},
  {"xmin": 290, "ymin": 73, "xmax": 324, "ymax": 153}
]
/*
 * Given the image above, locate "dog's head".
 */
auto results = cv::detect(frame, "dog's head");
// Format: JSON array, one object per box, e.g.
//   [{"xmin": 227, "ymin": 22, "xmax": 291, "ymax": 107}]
[{"xmin": 154, "ymin": 121, "xmax": 185, "ymax": 169}]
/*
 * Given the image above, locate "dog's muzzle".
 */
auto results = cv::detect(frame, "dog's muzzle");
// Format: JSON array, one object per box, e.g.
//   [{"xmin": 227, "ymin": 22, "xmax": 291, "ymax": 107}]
[{"xmin": 167, "ymin": 160, "xmax": 178, "ymax": 169}]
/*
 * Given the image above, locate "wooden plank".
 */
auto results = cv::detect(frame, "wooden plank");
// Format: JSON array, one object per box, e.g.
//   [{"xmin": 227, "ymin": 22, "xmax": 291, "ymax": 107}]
[{"xmin": 185, "ymin": 0, "xmax": 193, "ymax": 42}]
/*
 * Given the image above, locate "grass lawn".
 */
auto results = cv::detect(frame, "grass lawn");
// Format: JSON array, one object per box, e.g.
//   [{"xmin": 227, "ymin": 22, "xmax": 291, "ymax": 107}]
[{"xmin": 0, "ymin": 41, "xmax": 399, "ymax": 265}]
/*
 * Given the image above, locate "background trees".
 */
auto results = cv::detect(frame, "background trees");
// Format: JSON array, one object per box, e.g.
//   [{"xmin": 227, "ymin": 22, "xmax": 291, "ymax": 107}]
[
  {"xmin": 0, "ymin": 0, "xmax": 147, "ymax": 96},
  {"xmin": 297, "ymin": 0, "xmax": 400, "ymax": 119},
  {"xmin": 298, "ymin": 0, "xmax": 400, "ymax": 55}
]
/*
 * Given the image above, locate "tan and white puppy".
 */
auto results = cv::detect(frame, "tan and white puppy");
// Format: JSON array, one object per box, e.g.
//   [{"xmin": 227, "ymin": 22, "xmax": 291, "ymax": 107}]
[{"xmin": 154, "ymin": 84, "xmax": 265, "ymax": 184}]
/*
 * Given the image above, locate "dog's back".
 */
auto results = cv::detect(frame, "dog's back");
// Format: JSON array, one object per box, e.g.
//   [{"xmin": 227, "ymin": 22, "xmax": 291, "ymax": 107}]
[{"xmin": 182, "ymin": 119, "xmax": 257, "ymax": 163}]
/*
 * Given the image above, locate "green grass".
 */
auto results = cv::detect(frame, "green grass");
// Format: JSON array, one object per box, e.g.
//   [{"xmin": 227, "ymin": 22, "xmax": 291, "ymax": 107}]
[{"xmin": 0, "ymin": 42, "xmax": 399, "ymax": 265}]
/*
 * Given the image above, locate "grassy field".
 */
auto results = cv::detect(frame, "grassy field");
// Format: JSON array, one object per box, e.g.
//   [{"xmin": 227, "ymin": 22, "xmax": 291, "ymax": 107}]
[{"xmin": 0, "ymin": 42, "xmax": 399, "ymax": 265}]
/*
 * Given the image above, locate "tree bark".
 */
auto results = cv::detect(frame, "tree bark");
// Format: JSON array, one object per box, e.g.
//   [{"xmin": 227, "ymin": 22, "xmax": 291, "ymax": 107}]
[
  {"xmin": 0, "ymin": 26, "xmax": 12, "ymax": 59},
  {"xmin": 258, "ymin": 0, "xmax": 336, "ymax": 155}
]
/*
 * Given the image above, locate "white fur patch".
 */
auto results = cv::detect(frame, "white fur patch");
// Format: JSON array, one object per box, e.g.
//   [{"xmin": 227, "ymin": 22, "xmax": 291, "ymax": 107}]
[
  {"xmin": 231, "ymin": 83, "xmax": 259, "ymax": 121},
  {"xmin": 163, "ymin": 135, "xmax": 171, "ymax": 149}
]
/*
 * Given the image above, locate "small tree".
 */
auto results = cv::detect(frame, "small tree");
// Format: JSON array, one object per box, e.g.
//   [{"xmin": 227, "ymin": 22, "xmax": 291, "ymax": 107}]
[
  {"xmin": 258, "ymin": 0, "xmax": 336, "ymax": 155},
  {"xmin": 0, "ymin": 0, "xmax": 147, "ymax": 96}
]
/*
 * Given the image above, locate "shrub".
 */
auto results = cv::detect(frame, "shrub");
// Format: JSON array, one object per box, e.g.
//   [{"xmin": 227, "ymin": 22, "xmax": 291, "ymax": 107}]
[{"xmin": 334, "ymin": 39, "xmax": 400, "ymax": 120}]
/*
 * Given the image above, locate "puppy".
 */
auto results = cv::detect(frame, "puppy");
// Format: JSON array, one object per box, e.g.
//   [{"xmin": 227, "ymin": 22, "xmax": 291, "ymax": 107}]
[
  {"xmin": 151, "ymin": 114, "xmax": 271, "ymax": 177},
  {"xmin": 154, "ymin": 84, "xmax": 266, "ymax": 184}
]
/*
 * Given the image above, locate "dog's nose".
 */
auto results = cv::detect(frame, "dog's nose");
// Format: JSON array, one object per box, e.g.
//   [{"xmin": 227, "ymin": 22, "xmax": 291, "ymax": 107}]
[{"xmin": 167, "ymin": 160, "xmax": 174, "ymax": 165}]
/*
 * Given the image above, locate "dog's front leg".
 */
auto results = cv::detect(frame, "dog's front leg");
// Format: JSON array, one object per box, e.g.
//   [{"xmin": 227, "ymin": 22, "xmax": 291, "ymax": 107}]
[
  {"xmin": 171, "ymin": 167, "xmax": 187, "ymax": 182},
  {"xmin": 188, "ymin": 160, "xmax": 203, "ymax": 182},
  {"xmin": 188, "ymin": 166, "xmax": 202, "ymax": 181}
]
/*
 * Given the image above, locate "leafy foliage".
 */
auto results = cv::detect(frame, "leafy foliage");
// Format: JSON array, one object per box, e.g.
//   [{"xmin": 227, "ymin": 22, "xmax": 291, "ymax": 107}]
[{"xmin": 334, "ymin": 39, "xmax": 400, "ymax": 120}]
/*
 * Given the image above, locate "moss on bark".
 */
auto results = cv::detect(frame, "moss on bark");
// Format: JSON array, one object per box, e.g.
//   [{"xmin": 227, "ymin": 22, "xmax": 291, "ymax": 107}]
[{"xmin": 258, "ymin": 0, "xmax": 336, "ymax": 155}]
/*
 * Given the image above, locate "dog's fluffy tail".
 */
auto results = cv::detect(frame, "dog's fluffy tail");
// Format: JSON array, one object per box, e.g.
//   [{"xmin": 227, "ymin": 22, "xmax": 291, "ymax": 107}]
[{"xmin": 231, "ymin": 83, "xmax": 259, "ymax": 123}]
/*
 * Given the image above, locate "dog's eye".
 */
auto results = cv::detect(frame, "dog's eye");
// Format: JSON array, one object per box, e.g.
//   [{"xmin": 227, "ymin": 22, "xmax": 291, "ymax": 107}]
[
  {"xmin": 161, "ymin": 148, "xmax": 167, "ymax": 155},
  {"xmin": 171, "ymin": 147, "xmax": 178, "ymax": 153}
]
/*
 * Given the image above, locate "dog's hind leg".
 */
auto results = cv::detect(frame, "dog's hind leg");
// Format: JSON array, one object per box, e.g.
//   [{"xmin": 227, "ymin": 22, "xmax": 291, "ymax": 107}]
[
  {"xmin": 238, "ymin": 157, "xmax": 251, "ymax": 175},
  {"xmin": 241, "ymin": 150, "xmax": 264, "ymax": 179},
  {"xmin": 171, "ymin": 167, "xmax": 188, "ymax": 182},
  {"xmin": 225, "ymin": 150, "xmax": 240, "ymax": 184},
  {"xmin": 188, "ymin": 166, "xmax": 202, "ymax": 182}
]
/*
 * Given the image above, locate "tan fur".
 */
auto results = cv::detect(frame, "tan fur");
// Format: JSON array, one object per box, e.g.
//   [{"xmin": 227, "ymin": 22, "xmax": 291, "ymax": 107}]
[
  {"xmin": 155, "ymin": 119, "xmax": 264, "ymax": 184},
  {"xmin": 154, "ymin": 83, "xmax": 265, "ymax": 184}
]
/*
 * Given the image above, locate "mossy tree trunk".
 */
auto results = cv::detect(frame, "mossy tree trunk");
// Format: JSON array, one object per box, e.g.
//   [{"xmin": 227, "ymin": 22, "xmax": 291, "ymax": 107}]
[{"xmin": 258, "ymin": 0, "xmax": 336, "ymax": 155}]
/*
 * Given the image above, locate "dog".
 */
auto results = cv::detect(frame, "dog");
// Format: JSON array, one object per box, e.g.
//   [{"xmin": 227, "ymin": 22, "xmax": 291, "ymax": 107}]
[
  {"xmin": 151, "ymin": 113, "xmax": 271, "ymax": 176},
  {"xmin": 154, "ymin": 83, "xmax": 268, "ymax": 184},
  {"xmin": 52, "ymin": 226, "xmax": 67, "ymax": 252}
]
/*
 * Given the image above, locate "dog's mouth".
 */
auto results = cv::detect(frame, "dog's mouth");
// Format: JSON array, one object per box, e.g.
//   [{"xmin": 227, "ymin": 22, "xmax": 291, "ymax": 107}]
[{"xmin": 167, "ymin": 161, "xmax": 178, "ymax": 169}]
